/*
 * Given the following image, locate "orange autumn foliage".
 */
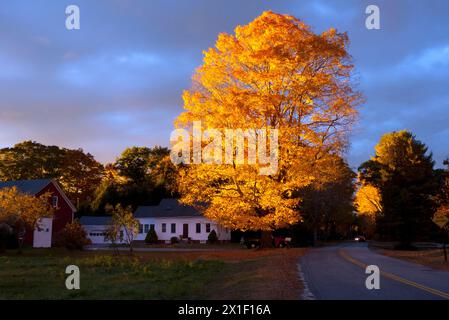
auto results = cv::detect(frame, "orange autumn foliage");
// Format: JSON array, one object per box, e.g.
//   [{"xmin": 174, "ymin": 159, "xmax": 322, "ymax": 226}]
[
  {"xmin": 0, "ymin": 187, "xmax": 54, "ymax": 232},
  {"xmin": 355, "ymin": 184, "xmax": 383, "ymax": 217},
  {"xmin": 175, "ymin": 11, "xmax": 361, "ymax": 231}
]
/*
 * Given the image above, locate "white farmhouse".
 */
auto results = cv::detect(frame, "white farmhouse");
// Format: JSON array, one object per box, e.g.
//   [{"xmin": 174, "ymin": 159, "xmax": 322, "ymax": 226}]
[{"xmin": 134, "ymin": 199, "xmax": 231, "ymax": 243}]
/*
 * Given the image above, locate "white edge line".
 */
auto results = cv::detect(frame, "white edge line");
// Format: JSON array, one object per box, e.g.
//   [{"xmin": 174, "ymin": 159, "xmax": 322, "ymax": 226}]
[{"xmin": 297, "ymin": 262, "xmax": 316, "ymax": 300}]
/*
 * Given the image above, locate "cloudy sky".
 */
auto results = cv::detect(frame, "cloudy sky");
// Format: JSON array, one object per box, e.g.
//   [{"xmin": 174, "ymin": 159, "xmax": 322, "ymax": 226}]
[{"xmin": 0, "ymin": 0, "xmax": 448, "ymax": 169}]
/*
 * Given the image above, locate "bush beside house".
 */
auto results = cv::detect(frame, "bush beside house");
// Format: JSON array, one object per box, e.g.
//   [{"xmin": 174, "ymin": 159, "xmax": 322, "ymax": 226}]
[
  {"xmin": 208, "ymin": 230, "xmax": 218, "ymax": 244},
  {"xmin": 53, "ymin": 220, "xmax": 91, "ymax": 250},
  {"xmin": 145, "ymin": 228, "xmax": 158, "ymax": 244}
]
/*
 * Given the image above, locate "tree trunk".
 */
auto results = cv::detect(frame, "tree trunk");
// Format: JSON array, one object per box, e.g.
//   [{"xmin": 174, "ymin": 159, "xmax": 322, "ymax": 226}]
[
  {"xmin": 260, "ymin": 231, "xmax": 273, "ymax": 248},
  {"xmin": 128, "ymin": 237, "xmax": 134, "ymax": 254},
  {"xmin": 324, "ymin": 223, "xmax": 329, "ymax": 242},
  {"xmin": 16, "ymin": 227, "xmax": 27, "ymax": 254},
  {"xmin": 313, "ymin": 227, "xmax": 318, "ymax": 247},
  {"xmin": 17, "ymin": 236, "xmax": 23, "ymax": 254}
]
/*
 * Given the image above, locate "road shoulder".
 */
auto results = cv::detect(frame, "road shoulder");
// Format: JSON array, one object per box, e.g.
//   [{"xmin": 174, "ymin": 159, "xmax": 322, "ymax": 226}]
[{"xmin": 370, "ymin": 245, "xmax": 449, "ymax": 272}]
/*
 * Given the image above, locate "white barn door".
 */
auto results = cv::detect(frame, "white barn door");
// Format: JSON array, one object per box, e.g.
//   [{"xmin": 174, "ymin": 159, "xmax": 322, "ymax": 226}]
[{"xmin": 33, "ymin": 218, "xmax": 53, "ymax": 248}]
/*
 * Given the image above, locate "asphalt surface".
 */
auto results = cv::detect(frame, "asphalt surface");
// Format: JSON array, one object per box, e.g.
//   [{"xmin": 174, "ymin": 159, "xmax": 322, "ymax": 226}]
[{"xmin": 299, "ymin": 242, "xmax": 449, "ymax": 300}]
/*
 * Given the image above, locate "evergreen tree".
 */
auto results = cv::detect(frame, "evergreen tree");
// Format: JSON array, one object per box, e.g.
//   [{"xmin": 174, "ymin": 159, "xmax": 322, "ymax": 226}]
[
  {"xmin": 359, "ymin": 131, "xmax": 438, "ymax": 247},
  {"xmin": 145, "ymin": 228, "xmax": 159, "ymax": 244}
]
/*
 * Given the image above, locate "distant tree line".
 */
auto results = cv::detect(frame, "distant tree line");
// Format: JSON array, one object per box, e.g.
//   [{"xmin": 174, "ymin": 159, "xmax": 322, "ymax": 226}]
[
  {"xmin": 0, "ymin": 133, "xmax": 448, "ymax": 248},
  {"xmin": 0, "ymin": 141, "xmax": 178, "ymax": 217}
]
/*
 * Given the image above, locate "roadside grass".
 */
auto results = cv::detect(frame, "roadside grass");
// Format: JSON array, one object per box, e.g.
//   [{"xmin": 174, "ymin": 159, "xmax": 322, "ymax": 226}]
[
  {"xmin": 0, "ymin": 247, "xmax": 306, "ymax": 300},
  {"xmin": 375, "ymin": 248, "xmax": 449, "ymax": 271},
  {"xmin": 128, "ymin": 242, "xmax": 243, "ymax": 250},
  {"xmin": 202, "ymin": 248, "xmax": 305, "ymax": 300}
]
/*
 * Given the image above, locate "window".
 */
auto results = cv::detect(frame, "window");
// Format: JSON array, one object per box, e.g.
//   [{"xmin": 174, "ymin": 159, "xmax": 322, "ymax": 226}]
[
  {"xmin": 150, "ymin": 224, "xmax": 155, "ymax": 231},
  {"xmin": 206, "ymin": 223, "xmax": 211, "ymax": 233},
  {"xmin": 196, "ymin": 223, "xmax": 201, "ymax": 233},
  {"xmin": 162, "ymin": 223, "xmax": 166, "ymax": 233},
  {"xmin": 144, "ymin": 224, "xmax": 149, "ymax": 233},
  {"xmin": 139, "ymin": 224, "xmax": 143, "ymax": 234},
  {"xmin": 51, "ymin": 196, "xmax": 58, "ymax": 208},
  {"xmin": 171, "ymin": 223, "xmax": 176, "ymax": 234}
]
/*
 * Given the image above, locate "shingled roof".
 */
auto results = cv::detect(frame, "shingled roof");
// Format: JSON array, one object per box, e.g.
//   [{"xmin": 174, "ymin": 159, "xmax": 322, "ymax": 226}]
[
  {"xmin": 0, "ymin": 178, "xmax": 53, "ymax": 195},
  {"xmin": 79, "ymin": 216, "xmax": 112, "ymax": 226},
  {"xmin": 0, "ymin": 178, "xmax": 77, "ymax": 212},
  {"xmin": 134, "ymin": 199, "xmax": 203, "ymax": 218}
]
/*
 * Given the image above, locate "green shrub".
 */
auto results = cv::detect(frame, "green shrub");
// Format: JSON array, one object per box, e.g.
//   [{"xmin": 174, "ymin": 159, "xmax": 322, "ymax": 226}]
[
  {"xmin": 207, "ymin": 230, "xmax": 218, "ymax": 244},
  {"xmin": 0, "ymin": 223, "xmax": 13, "ymax": 253},
  {"xmin": 53, "ymin": 220, "xmax": 91, "ymax": 250},
  {"xmin": 145, "ymin": 228, "xmax": 158, "ymax": 244},
  {"xmin": 170, "ymin": 236, "xmax": 179, "ymax": 244}
]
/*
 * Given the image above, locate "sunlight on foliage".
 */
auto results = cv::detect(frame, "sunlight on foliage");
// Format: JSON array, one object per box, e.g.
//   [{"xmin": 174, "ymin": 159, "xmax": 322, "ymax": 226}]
[{"xmin": 175, "ymin": 11, "xmax": 361, "ymax": 231}]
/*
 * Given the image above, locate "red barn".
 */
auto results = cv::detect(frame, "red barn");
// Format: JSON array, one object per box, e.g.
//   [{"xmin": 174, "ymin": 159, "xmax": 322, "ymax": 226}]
[{"xmin": 0, "ymin": 179, "xmax": 76, "ymax": 247}]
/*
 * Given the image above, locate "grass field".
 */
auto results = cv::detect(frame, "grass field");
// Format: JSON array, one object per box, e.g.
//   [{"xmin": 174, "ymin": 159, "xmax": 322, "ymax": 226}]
[{"xmin": 0, "ymin": 247, "xmax": 305, "ymax": 300}]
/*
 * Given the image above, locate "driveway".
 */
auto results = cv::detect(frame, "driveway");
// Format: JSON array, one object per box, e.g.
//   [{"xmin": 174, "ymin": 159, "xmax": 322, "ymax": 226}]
[{"xmin": 299, "ymin": 242, "xmax": 449, "ymax": 300}]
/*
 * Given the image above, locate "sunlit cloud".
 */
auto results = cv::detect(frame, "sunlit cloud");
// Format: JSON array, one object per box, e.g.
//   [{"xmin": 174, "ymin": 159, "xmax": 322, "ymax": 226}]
[
  {"xmin": 98, "ymin": 111, "xmax": 135, "ymax": 126},
  {"xmin": 58, "ymin": 53, "xmax": 160, "ymax": 89},
  {"xmin": 308, "ymin": 2, "xmax": 336, "ymax": 16},
  {"xmin": 409, "ymin": 44, "xmax": 449, "ymax": 70},
  {"xmin": 116, "ymin": 52, "xmax": 160, "ymax": 65}
]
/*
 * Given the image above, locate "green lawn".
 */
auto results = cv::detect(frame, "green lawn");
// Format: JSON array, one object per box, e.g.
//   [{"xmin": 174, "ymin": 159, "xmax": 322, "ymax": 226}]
[
  {"xmin": 0, "ymin": 250, "xmax": 227, "ymax": 299},
  {"xmin": 0, "ymin": 247, "xmax": 304, "ymax": 300}
]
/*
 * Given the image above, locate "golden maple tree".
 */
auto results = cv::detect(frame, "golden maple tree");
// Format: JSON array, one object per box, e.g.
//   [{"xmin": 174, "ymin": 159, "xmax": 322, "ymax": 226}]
[
  {"xmin": 433, "ymin": 205, "xmax": 449, "ymax": 227},
  {"xmin": 354, "ymin": 184, "xmax": 382, "ymax": 236},
  {"xmin": 355, "ymin": 184, "xmax": 383, "ymax": 217},
  {"xmin": 434, "ymin": 159, "xmax": 449, "ymax": 229},
  {"xmin": 0, "ymin": 187, "xmax": 54, "ymax": 251},
  {"xmin": 174, "ymin": 11, "xmax": 361, "ymax": 231},
  {"xmin": 106, "ymin": 203, "xmax": 139, "ymax": 252}
]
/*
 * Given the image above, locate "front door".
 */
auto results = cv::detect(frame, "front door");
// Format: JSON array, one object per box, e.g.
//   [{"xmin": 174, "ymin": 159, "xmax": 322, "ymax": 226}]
[{"xmin": 183, "ymin": 224, "xmax": 189, "ymax": 238}]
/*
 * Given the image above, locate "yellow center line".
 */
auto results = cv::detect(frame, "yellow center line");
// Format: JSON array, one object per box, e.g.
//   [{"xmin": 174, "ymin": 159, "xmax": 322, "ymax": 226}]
[{"xmin": 338, "ymin": 249, "xmax": 449, "ymax": 300}]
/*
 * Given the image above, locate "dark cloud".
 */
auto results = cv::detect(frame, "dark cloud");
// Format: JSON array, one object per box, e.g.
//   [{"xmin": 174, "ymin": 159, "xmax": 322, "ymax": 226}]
[{"xmin": 0, "ymin": 0, "xmax": 448, "ymax": 167}]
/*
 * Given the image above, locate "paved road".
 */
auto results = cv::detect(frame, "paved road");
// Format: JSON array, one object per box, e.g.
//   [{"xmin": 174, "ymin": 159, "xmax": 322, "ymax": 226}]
[{"xmin": 299, "ymin": 242, "xmax": 449, "ymax": 300}]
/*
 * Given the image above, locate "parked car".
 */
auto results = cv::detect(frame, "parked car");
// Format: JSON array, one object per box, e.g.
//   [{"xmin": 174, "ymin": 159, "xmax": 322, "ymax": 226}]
[
  {"xmin": 243, "ymin": 236, "xmax": 292, "ymax": 249},
  {"xmin": 244, "ymin": 238, "xmax": 261, "ymax": 249},
  {"xmin": 274, "ymin": 236, "xmax": 292, "ymax": 248}
]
